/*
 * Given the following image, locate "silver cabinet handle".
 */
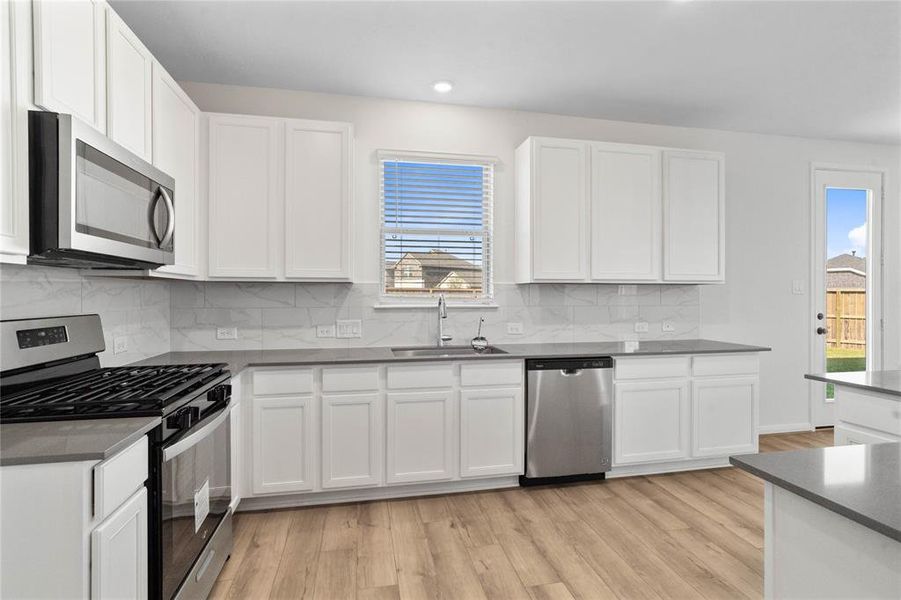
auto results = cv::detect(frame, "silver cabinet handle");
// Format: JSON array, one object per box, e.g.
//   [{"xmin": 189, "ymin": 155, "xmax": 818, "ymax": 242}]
[{"xmin": 158, "ymin": 187, "xmax": 175, "ymax": 249}]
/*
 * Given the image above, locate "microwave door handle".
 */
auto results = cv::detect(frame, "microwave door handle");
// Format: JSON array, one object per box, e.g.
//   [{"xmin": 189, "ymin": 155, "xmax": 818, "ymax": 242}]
[
  {"xmin": 158, "ymin": 187, "xmax": 175, "ymax": 248},
  {"xmin": 163, "ymin": 405, "xmax": 229, "ymax": 462},
  {"xmin": 149, "ymin": 188, "xmax": 164, "ymax": 245}
]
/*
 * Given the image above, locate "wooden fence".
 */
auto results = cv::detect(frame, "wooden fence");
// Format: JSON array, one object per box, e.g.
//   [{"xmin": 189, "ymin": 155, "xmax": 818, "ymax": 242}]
[{"xmin": 826, "ymin": 289, "xmax": 866, "ymax": 349}]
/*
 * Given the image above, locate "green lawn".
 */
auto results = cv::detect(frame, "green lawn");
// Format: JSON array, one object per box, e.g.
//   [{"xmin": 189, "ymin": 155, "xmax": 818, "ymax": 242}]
[{"xmin": 825, "ymin": 347, "xmax": 865, "ymax": 398}]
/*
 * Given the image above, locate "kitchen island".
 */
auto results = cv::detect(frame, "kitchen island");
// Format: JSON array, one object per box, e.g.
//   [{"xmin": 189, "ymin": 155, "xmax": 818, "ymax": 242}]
[
  {"xmin": 731, "ymin": 443, "xmax": 901, "ymax": 599},
  {"xmin": 805, "ymin": 370, "xmax": 901, "ymax": 444}
]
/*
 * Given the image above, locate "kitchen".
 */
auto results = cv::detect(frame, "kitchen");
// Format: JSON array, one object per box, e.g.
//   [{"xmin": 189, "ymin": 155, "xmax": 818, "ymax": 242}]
[{"xmin": 0, "ymin": 1, "xmax": 899, "ymax": 599}]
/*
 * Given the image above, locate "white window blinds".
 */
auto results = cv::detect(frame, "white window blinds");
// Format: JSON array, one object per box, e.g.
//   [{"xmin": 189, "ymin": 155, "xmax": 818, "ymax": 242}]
[{"xmin": 379, "ymin": 153, "xmax": 494, "ymax": 301}]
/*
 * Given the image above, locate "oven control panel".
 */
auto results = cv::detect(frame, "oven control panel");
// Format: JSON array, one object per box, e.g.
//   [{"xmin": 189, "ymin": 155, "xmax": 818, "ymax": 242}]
[{"xmin": 16, "ymin": 326, "xmax": 68, "ymax": 349}]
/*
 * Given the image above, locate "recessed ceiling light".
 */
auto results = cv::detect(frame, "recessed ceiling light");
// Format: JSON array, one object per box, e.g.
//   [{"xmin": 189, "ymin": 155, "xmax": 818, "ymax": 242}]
[{"xmin": 432, "ymin": 81, "xmax": 454, "ymax": 93}]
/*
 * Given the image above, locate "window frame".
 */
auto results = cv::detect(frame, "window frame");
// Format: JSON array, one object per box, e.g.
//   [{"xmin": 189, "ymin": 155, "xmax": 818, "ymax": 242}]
[{"xmin": 377, "ymin": 150, "xmax": 497, "ymax": 307}]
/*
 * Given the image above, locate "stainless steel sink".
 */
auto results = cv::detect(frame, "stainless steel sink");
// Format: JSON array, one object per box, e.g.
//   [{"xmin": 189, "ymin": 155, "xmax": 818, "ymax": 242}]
[{"xmin": 390, "ymin": 345, "xmax": 508, "ymax": 358}]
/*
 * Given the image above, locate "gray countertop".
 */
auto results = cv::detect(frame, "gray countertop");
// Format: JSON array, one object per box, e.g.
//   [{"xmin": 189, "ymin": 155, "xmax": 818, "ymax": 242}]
[
  {"xmin": 731, "ymin": 443, "xmax": 901, "ymax": 542},
  {"xmin": 0, "ymin": 416, "xmax": 160, "ymax": 466},
  {"xmin": 131, "ymin": 339, "xmax": 770, "ymax": 375},
  {"xmin": 805, "ymin": 370, "xmax": 901, "ymax": 398}
]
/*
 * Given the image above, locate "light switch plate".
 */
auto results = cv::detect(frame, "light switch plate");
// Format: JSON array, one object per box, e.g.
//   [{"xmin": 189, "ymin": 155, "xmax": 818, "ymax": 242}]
[
  {"xmin": 506, "ymin": 322, "xmax": 524, "ymax": 335},
  {"xmin": 216, "ymin": 327, "xmax": 238, "ymax": 340},
  {"xmin": 336, "ymin": 319, "xmax": 362, "ymax": 338},
  {"xmin": 634, "ymin": 321, "xmax": 649, "ymax": 333},
  {"xmin": 662, "ymin": 321, "xmax": 675, "ymax": 332},
  {"xmin": 113, "ymin": 336, "xmax": 128, "ymax": 354},
  {"xmin": 316, "ymin": 324, "xmax": 336, "ymax": 338}
]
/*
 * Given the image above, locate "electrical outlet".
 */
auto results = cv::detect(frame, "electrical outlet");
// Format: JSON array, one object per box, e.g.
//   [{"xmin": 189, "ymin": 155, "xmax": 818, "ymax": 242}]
[
  {"xmin": 216, "ymin": 327, "xmax": 238, "ymax": 340},
  {"xmin": 634, "ymin": 321, "xmax": 649, "ymax": 333},
  {"xmin": 113, "ymin": 336, "xmax": 128, "ymax": 354},
  {"xmin": 662, "ymin": 321, "xmax": 675, "ymax": 332},
  {"xmin": 336, "ymin": 319, "xmax": 362, "ymax": 339},
  {"xmin": 316, "ymin": 324, "xmax": 336, "ymax": 338},
  {"xmin": 506, "ymin": 322, "xmax": 524, "ymax": 335}
]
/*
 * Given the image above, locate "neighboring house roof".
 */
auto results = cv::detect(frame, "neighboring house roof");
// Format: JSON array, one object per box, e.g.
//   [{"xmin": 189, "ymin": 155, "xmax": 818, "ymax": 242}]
[
  {"xmin": 396, "ymin": 250, "xmax": 480, "ymax": 273},
  {"xmin": 826, "ymin": 253, "xmax": 866, "ymax": 290},
  {"xmin": 388, "ymin": 250, "xmax": 481, "ymax": 290},
  {"xmin": 826, "ymin": 253, "xmax": 866, "ymax": 275}
]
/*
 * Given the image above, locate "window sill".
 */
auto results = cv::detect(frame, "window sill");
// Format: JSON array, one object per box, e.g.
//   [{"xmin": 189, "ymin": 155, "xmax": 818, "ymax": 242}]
[{"xmin": 373, "ymin": 302, "xmax": 500, "ymax": 310}]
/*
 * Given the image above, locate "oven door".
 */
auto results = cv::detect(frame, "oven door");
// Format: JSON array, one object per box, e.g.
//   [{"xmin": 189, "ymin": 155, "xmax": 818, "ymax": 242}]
[{"xmin": 160, "ymin": 406, "xmax": 231, "ymax": 600}]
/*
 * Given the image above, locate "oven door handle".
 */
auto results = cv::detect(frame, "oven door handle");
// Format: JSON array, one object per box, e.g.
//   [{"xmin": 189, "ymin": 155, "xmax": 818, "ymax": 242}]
[{"xmin": 163, "ymin": 405, "xmax": 229, "ymax": 462}]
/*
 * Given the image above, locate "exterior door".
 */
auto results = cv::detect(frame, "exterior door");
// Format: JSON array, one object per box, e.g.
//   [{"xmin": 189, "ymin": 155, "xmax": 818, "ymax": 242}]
[{"xmin": 811, "ymin": 167, "xmax": 884, "ymax": 427}]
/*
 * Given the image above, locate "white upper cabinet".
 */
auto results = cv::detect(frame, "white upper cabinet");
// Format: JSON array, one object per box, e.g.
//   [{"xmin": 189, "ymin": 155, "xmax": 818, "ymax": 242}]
[
  {"xmin": 590, "ymin": 143, "xmax": 661, "ymax": 281},
  {"xmin": 151, "ymin": 63, "xmax": 200, "ymax": 277},
  {"xmin": 105, "ymin": 9, "xmax": 152, "ymax": 161},
  {"xmin": 32, "ymin": 0, "xmax": 106, "ymax": 132},
  {"xmin": 663, "ymin": 150, "xmax": 725, "ymax": 282},
  {"xmin": 516, "ymin": 137, "xmax": 589, "ymax": 282},
  {"xmin": 208, "ymin": 114, "xmax": 281, "ymax": 278},
  {"xmin": 515, "ymin": 136, "xmax": 725, "ymax": 284},
  {"xmin": 284, "ymin": 119, "xmax": 353, "ymax": 280}
]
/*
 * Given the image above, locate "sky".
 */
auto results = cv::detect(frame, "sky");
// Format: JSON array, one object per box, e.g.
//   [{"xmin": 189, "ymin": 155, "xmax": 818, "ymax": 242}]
[{"xmin": 826, "ymin": 188, "xmax": 868, "ymax": 259}]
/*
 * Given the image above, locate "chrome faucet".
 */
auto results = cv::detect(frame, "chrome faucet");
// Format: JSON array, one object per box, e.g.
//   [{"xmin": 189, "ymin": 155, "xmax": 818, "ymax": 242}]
[{"xmin": 437, "ymin": 294, "xmax": 452, "ymax": 347}]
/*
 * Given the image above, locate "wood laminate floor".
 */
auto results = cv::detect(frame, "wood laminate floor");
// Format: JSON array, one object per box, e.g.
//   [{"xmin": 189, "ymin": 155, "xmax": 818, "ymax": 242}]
[{"xmin": 210, "ymin": 429, "xmax": 834, "ymax": 600}]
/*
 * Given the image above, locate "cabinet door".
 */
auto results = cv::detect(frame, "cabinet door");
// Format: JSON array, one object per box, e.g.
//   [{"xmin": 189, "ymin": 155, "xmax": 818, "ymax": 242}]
[
  {"xmin": 530, "ymin": 139, "xmax": 589, "ymax": 281},
  {"xmin": 692, "ymin": 377, "xmax": 758, "ymax": 458},
  {"xmin": 663, "ymin": 150, "xmax": 725, "ymax": 282},
  {"xmin": 252, "ymin": 395, "xmax": 314, "ymax": 494},
  {"xmin": 460, "ymin": 387, "xmax": 524, "ymax": 478},
  {"xmin": 91, "ymin": 487, "xmax": 148, "ymax": 600},
  {"xmin": 386, "ymin": 391, "xmax": 454, "ymax": 484},
  {"xmin": 32, "ymin": 0, "xmax": 106, "ymax": 132},
  {"xmin": 321, "ymin": 392, "xmax": 381, "ymax": 489},
  {"xmin": 834, "ymin": 423, "xmax": 898, "ymax": 446},
  {"xmin": 590, "ymin": 143, "xmax": 661, "ymax": 281},
  {"xmin": 152, "ymin": 64, "xmax": 200, "ymax": 277},
  {"xmin": 208, "ymin": 115, "xmax": 280, "ymax": 278},
  {"xmin": 614, "ymin": 380, "xmax": 689, "ymax": 465},
  {"xmin": 284, "ymin": 120, "xmax": 353, "ymax": 280},
  {"xmin": 106, "ymin": 9, "xmax": 152, "ymax": 160}
]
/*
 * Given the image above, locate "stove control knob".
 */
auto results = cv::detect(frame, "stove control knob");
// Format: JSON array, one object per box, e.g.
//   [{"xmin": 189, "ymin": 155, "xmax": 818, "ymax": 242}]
[{"xmin": 167, "ymin": 407, "xmax": 194, "ymax": 431}]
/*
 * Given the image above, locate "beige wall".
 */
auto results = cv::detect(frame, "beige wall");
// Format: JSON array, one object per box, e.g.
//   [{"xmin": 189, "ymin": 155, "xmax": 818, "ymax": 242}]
[{"xmin": 182, "ymin": 81, "xmax": 901, "ymax": 431}]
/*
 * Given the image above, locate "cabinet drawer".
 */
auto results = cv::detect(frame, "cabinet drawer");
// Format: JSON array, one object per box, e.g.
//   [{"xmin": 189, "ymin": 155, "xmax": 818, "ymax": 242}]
[
  {"xmin": 387, "ymin": 364, "xmax": 454, "ymax": 389},
  {"xmin": 692, "ymin": 354, "xmax": 759, "ymax": 377},
  {"xmin": 460, "ymin": 361, "xmax": 523, "ymax": 387},
  {"xmin": 94, "ymin": 436, "xmax": 148, "ymax": 521},
  {"xmin": 322, "ymin": 366, "xmax": 380, "ymax": 392},
  {"xmin": 252, "ymin": 369, "xmax": 313, "ymax": 395},
  {"xmin": 834, "ymin": 423, "xmax": 899, "ymax": 446},
  {"xmin": 614, "ymin": 356, "xmax": 689, "ymax": 380},
  {"xmin": 835, "ymin": 389, "xmax": 901, "ymax": 436}
]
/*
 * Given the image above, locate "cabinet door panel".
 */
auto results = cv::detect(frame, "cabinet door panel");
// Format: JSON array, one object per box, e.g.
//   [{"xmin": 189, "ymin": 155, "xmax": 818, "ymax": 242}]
[
  {"xmin": 321, "ymin": 393, "xmax": 381, "ymax": 489},
  {"xmin": 106, "ymin": 10, "xmax": 152, "ymax": 160},
  {"xmin": 460, "ymin": 387, "xmax": 523, "ymax": 478},
  {"xmin": 91, "ymin": 487, "xmax": 148, "ymax": 600},
  {"xmin": 152, "ymin": 65, "xmax": 199, "ymax": 277},
  {"xmin": 32, "ymin": 0, "xmax": 105, "ymax": 132},
  {"xmin": 252, "ymin": 395, "xmax": 314, "ymax": 494},
  {"xmin": 284, "ymin": 120, "xmax": 352, "ymax": 280},
  {"xmin": 531, "ymin": 139, "xmax": 588, "ymax": 281},
  {"xmin": 614, "ymin": 380, "xmax": 689, "ymax": 465},
  {"xmin": 590, "ymin": 144, "xmax": 661, "ymax": 281},
  {"xmin": 692, "ymin": 377, "xmax": 757, "ymax": 457},
  {"xmin": 386, "ymin": 391, "xmax": 454, "ymax": 484},
  {"xmin": 663, "ymin": 151, "xmax": 724, "ymax": 281},
  {"xmin": 208, "ymin": 115, "xmax": 280, "ymax": 277}
]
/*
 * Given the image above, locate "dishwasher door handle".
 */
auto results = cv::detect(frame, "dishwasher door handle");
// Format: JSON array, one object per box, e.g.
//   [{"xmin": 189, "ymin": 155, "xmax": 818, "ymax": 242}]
[{"xmin": 560, "ymin": 368, "xmax": 583, "ymax": 376}]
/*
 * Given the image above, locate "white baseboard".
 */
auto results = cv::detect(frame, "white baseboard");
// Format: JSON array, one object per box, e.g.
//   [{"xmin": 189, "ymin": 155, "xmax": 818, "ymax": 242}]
[
  {"xmin": 757, "ymin": 422, "xmax": 815, "ymax": 434},
  {"xmin": 608, "ymin": 456, "xmax": 731, "ymax": 478}
]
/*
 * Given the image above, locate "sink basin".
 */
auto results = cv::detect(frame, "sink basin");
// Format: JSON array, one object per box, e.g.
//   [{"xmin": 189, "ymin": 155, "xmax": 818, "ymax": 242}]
[{"xmin": 390, "ymin": 345, "xmax": 508, "ymax": 358}]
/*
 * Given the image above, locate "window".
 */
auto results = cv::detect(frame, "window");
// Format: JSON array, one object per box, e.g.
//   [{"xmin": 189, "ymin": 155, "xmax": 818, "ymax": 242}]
[{"xmin": 379, "ymin": 151, "xmax": 495, "ymax": 303}]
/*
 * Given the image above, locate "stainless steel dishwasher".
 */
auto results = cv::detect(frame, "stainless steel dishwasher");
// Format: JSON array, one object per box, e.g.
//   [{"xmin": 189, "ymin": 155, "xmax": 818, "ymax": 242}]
[{"xmin": 521, "ymin": 357, "xmax": 613, "ymax": 485}]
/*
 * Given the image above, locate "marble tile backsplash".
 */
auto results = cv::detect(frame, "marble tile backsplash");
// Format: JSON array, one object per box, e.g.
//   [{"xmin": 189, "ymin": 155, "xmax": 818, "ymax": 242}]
[
  {"xmin": 0, "ymin": 265, "xmax": 171, "ymax": 366},
  {"xmin": 170, "ymin": 281, "xmax": 700, "ymax": 351}
]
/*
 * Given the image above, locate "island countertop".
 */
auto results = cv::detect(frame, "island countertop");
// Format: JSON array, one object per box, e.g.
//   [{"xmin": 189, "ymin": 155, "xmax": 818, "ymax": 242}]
[
  {"xmin": 731, "ymin": 443, "xmax": 901, "ymax": 542},
  {"xmin": 130, "ymin": 338, "xmax": 770, "ymax": 375},
  {"xmin": 805, "ymin": 370, "xmax": 901, "ymax": 398}
]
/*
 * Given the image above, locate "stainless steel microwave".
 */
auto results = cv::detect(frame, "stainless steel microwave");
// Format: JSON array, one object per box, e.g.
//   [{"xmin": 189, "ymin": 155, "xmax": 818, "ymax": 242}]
[{"xmin": 28, "ymin": 111, "xmax": 175, "ymax": 269}]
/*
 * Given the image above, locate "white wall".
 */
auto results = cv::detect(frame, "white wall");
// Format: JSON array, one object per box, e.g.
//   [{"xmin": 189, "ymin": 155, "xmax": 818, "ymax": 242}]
[{"xmin": 182, "ymin": 81, "xmax": 900, "ymax": 431}]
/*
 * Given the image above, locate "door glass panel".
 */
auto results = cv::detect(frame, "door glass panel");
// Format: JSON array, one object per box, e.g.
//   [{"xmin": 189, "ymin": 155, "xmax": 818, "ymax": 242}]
[
  {"xmin": 75, "ymin": 140, "xmax": 174, "ymax": 250},
  {"xmin": 824, "ymin": 188, "xmax": 868, "ymax": 399}
]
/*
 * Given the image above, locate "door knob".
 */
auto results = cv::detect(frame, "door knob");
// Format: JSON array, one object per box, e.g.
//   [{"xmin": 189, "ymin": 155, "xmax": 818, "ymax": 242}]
[{"xmin": 816, "ymin": 327, "xmax": 827, "ymax": 335}]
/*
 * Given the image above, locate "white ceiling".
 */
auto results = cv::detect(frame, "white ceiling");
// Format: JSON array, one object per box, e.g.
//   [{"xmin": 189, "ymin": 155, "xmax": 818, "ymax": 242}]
[{"xmin": 110, "ymin": 0, "xmax": 901, "ymax": 145}]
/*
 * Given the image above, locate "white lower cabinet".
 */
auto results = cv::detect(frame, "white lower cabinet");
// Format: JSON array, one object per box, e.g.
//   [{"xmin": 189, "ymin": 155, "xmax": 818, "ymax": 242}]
[
  {"xmin": 692, "ymin": 377, "xmax": 758, "ymax": 457},
  {"xmin": 614, "ymin": 380, "xmax": 690, "ymax": 465},
  {"xmin": 251, "ymin": 395, "xmax": 314, "ymax": 494},
  {"xmin": 386, "ymin": 391, "xmax": 454, "ymax": 484},
  {"xmin": 321, "ymin": 392, "xmax": 381, "ymax": 489},
  {"xmin": 91, "ymin": 487, "xmax": 148, "ymax": 600},
  {"xmin": 460, "ymin": 387, "xmax": 524, "ymax": 478}
]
